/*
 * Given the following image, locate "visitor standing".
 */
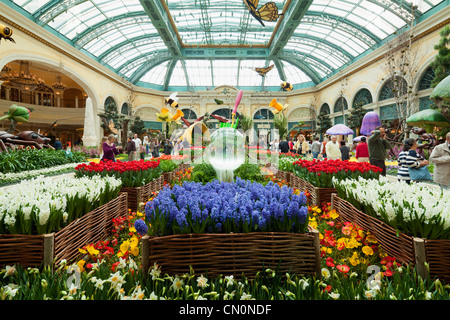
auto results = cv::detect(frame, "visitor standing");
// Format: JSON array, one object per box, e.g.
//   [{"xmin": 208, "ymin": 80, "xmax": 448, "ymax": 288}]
[
  {"xmin": 164, "ymin": 139, "xmax": 172, "ymax": 155},
  {"xmin": 54, "ymin": 138, "xmax": 62, "ymax": 150},
  {"xmin": 397, "ymin": 138, "xmax": 429, "ymax": 184},
  {"xmin": 355, "ymin": 137, "xmax": 369, "ymax": 162},
  {"xmin": 311, "ymin": 137, "xmax": 323, "ymax": 159},
  {"xmin": 279, "ymin": 137, "xmax": 289, "ymax": 153},
  {"xmin": 321, "ymin": 137, "xmax": 329, "ymax": 159},
  {"xmin": 429, "ymin": 132, "xmax": 450, "ymax": 189},
  {"xmin": 288, "ymin": 138, "xmax": 294, "ymax": 153},
  {"xmin": 325, "ymin": 135, "xmax": 341, "ymax": 160},
  {"xmin": 98, "ymin": 136, "xmax": 107, "ymax": 160},
  {"xmin": 340, "ymin": 140, "xmax": 350, "ymax": 161},
  {"xmin": 152, "ymin": 138, "xmax": 160, "ymax": 158},
  {"xmin": 102, "ymin": 134, "xmax": 121, "ymax": 162},
  {"xmin": 294, "ymin": 135, "xmax": 309, "ymax": 156},
  {"xmin": 143, "ymin": 135, "xmax": 150, "ymax": 155},
  {"xmin": 133, "ymin": 134, "xmax": 142, "ymax": 160},
  {"xmin": 368, "ymin": 126, "xmax": 392, "ymax": 176},
  {"xmin": 125, "ymin": 136, "xmax": 136, "ymax": 161}
]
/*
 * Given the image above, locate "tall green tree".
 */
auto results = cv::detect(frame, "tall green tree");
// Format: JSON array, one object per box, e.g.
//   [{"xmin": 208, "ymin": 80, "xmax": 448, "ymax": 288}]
[
  {"xmin": 273, "ymin": 113, "xmax": 288, "ymax": 140},
  {"xmin": 431, "ymin": 26, "xmax": 450, "ymax": 88},
  {"xmin": 316, "ymin": 113, "xmax": 332, "ymax": 135},
  {"xmin": 346, "ymin": 102, "xmax": 367, "ymax": 135}
]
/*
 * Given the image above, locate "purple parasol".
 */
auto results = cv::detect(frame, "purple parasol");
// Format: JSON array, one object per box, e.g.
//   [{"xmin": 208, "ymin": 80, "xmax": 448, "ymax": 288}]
[
  {"xmin": 325, "ymin": 124, "xmax": 354, "ymax": 135},
  {"xmin": 360, "ymin": 111, "xmax": 381, "ymax": 136}
]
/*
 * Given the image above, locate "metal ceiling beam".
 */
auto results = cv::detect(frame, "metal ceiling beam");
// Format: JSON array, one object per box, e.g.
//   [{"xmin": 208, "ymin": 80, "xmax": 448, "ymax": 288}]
[
  {"xmin": 97, "ymin": 34, "xmax": 162, "ymax": 62},
  {"xmin": 289, "ymin": 33, "xmax": 354, "ymax": 62},
  {"xmin": 303, "ymin": 11, "xmax": 381, "ymax": 47},
  {"xmin": 163, "ymin": 59, "xmax": 178, "ymax": 91},
  {"xmin": 274, "ymin": 59, "xmax": 286, "ymax": 82},
  {"xmin": 33, "ymin": 0, "xmax": 88, "ymax": 26},
  {"xmin": 180, "ymin": 60, "xmax": 191, "ymax": 91},
  {"xmin": 269, "ymin": 0, "xmax": 314, "ymax": 57},
  {"xmin": 72, "ymin": 12, "xmax": 150, "ymax": 49},
  {"xmin": 282, "ymin": 49, "xmax": 334, "ymax": 74},
  {"xmin": 279, "ymin": 58, "xmax": 321, "ymax": 85},
  {"xmin": 181, "ymin": 47, "xmax": 270, "ymax": 59},
  {"xmin": 140, "ymin": 0, "xmax": 182, "ymax": 56},
  {"xmin": 118, "ymin": 50, "xmax": 172, "ymax": 77},
  {"xmin": 366, "ymin": 0, "xmax": 421, "ymax": 24}
]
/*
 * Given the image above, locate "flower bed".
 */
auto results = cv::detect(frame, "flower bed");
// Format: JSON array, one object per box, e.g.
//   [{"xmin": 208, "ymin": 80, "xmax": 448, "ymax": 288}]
[
  {"xmin": 293, "ymin": 159, "xmax": 382, "ymax": 189},
  {"xmin": 0, "ymin": 176, "xmax": 122, "ymax": 235},
  {"xmin": 0, "ymin": 176, "xmax": 125, "ymax": 267},
  {"xmin": 159, "ymin": 159, "xmax": 180, "ymax": 184},
  {"xmin": 291, "ymin": 159, "xmax": 382, "ymax": 205},
  {"xmin": 74, "ymin": 159, "xmax": 161, "ymax": 188},
  {"xmin": 137, "ymin": 178, "xmax": 320, "ymax": 277},
  {"xmin": 332, "ymin": 177, "xmax": 450, "ymax": 280},
  {"xmin": 75, "ymin": 160, "xmax": 163, "ymax": 211},
  {"xmin": 333, "ymin": 176, "xmax": 450, "ymax": 240},
  {"xmin": 0, "ymin": 162, "xmax": 85, "ymax": 187}
]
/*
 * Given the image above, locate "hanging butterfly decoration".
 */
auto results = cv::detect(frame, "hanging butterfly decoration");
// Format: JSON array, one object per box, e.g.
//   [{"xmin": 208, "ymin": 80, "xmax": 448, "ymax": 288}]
[
  {"xmin": 243, "ymin": 0, "xmax": 283, "ymax": 27},
  {"xmin": 281, "ymin": 81, "xmax": 293, "ymax": 91},
  {"xmin": 165, "ymin": 92, "xmax": 179, "ymax": 109},
  {"xmin": 254, "ymin": 64, "xmax": 274, "ymax": 77}
]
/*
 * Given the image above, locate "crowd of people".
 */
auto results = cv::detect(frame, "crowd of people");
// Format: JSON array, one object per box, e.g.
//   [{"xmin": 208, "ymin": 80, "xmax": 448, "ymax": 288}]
[
  {"xmin": 273, "ymin": 126, "xmax": 450, "ymax": 190},
  {"xmin": 95, "ymin": 125, "xmax": 449, "ymax": 190}
]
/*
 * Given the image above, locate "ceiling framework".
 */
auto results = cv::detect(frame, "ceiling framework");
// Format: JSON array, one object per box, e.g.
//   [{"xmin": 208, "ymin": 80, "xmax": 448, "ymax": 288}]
[{"xmin": 7, "ymin": 0, "xmax": 446, "ymax": 91}]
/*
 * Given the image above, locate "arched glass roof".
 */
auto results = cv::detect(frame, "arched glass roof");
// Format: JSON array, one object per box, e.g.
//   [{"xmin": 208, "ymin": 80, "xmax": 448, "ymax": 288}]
[{"xmin": 9, "ymin": 0, "xmax": 446, "ymax": 91}]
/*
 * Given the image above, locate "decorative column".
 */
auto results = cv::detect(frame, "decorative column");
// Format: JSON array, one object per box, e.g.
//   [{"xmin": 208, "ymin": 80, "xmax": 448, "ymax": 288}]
[{"xmin": 82, "ymin": 97, "xmax": 98, "ymax": 147}]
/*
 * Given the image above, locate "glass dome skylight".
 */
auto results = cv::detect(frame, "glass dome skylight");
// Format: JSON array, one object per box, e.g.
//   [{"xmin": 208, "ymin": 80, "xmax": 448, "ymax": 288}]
[{"xmin": 9, "ymin": 0, "xmax": 446, "ymax": 91}]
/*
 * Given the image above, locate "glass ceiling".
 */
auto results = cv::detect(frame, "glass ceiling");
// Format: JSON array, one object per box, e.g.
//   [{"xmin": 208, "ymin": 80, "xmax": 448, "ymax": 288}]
[{"xmin": 8, "ymin": 0, "xmax": 446, "ymax": 91}]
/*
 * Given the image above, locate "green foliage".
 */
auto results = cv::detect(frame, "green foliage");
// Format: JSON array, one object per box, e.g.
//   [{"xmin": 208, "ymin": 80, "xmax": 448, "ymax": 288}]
[
  {"xmin": 234, "ymin": 163, "xmax": 263, "ymax": 182},
  {"xmin": 0, "ymin": 149, "xmax": 86, "ymax": 174},
  {"xmin": 129, "ymin": 116, "xmax": 146, "ymax": 135},
  {"xmin": 273, "ymin": 113, "xmax": 288, "ymax": 140},
  {"xmin": 159, "ymin": 159, "xmax": 178, "ymax": 173},
  {"xmin": 431, "ymin": 26, "xmax": 450, "ymax": 88},
  {"xmin": 347, "ymin": 102, "xmax": 367, "ymax": 133},
  {"xmin": 316, "ymin": 113, "xmax": 332, "ymax": 134},
  {"xmin": 191, "ymin": 162, "xmax": 217, "ymax": 184}
]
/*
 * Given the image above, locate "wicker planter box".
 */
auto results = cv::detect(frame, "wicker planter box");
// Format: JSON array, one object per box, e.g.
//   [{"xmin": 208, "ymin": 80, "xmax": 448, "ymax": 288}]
[
  {"xmin": 120, "ymin": 175, "xmax": 164, "ymax": 212},
  {"xmin": 331, "ymin": 194, "xmax": 450, "ymax": 281},
  {"xmin": 141, "ymin": 230, "xmax": 321, "ymax": 279},
  {"xmin": 291, "ymin": 175, "xmax": 336, "ymax": 206},
  {"xmin": 0, "ymin": 192, "xmax": 128, "ymax": 268},
  {"xmin": 162, "ymin": 170, "xmax": 177, "ymax": 184},
  {"xmin": 275, "ymin": 170, "xmax": 292, "ymax": 186}
]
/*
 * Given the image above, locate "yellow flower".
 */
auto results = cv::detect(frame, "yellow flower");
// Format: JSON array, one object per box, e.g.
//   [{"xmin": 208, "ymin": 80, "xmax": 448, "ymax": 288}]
[
  {"xmin": 78, "ymin": 248, "xmax": 87, "ymax": 254},
  {"xmin": 130, "ymin": 245, "xmax": 139, "ymax": 256},
  {"xmin": 137, "ymin": 211, "xmax": 144, "ymax": 217},
  {"xmin": 77, "ymin": 260, "xmax": 86, "ymax": 273},
  {"xmin": 329, "ymin": 210, "xmax": 339, "ymax": 220},
  {"xmin": 119, "ymin": 240, "xmax": 130, "ymax": 257},
  {"xmin": 346, "ymin": 238, "xmax": 361, "ymax": 249},
  {"xmin": 129, "ymin": 236, "xmax": 139, "ymax": 247},
  {"xmin": 362, "ymin": 246, "xmax": 374, "ymax": 256},
  {"xmin": 366, "ymin": 234, "xmax": 378, "ymax": 244},
  {"xmin": 129, "ymin": 226, "xmax": 136, "ymax": 233},
  {"xmin": 86, "ymin": 244, "xmax": 99, "ymax": 256},
  {"xmin": 349, "ymin": 252, "xmax": 360, "ymax": 266}
]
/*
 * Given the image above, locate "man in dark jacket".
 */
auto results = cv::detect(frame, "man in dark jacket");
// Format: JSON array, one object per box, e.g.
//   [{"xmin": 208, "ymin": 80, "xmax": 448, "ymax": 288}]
[
  {"xmin": 279, "ymin": 137, "xmax": 290, "ymax": 153},
  {"xmin": 125, "ymin": 136, "xmax": 136, "ymax": 161},
  {"xmin": 54, "ymin": 138, "xmax": 63, "ymax": 150},
  {"xmin": 368, "ymin": 126, "xmax": 392, "ymax": 176}
]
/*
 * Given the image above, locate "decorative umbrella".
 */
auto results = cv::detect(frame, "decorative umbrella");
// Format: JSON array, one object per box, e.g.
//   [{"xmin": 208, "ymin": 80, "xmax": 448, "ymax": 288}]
[
  {"xmin": 353, "ymin": 135, "xmax": 366, "ymax": 142},
  {"xmin": 430, "ymin": 74, "xmax": 450, "ymax": 108},
  {"xmin": 360, "ymin": 111, "xmax": 381, "ymax": 136},
  {"xmin": 326, "ymin": 124, "xmax": 354, "ymax": 136},
  {"xmin": 406, "ymin": 108, "xmax": 450, "ymax": 133}
]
